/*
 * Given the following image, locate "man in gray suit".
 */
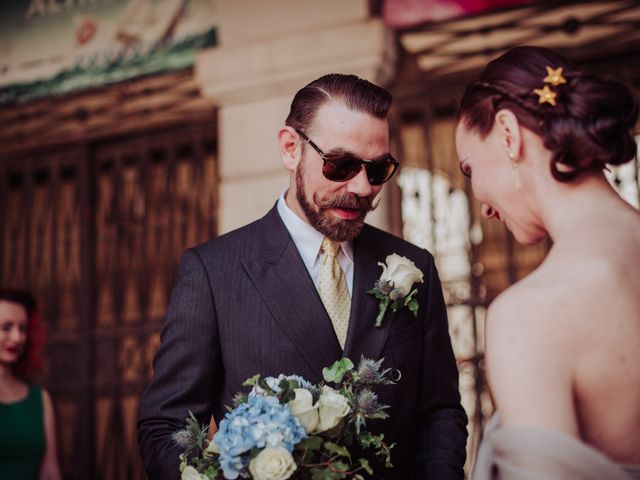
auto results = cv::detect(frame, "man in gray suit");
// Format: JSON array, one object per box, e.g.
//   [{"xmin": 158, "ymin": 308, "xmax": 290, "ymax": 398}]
[{"xmin": 138, "ymin": 74, "xmax": 467, "ymax": 479}]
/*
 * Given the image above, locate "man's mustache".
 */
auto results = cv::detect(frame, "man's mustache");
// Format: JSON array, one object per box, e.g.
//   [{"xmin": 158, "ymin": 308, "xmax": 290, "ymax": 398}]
[{"xmin": 315, "ymin": 192, "xmax": 377, "ymax": 212}]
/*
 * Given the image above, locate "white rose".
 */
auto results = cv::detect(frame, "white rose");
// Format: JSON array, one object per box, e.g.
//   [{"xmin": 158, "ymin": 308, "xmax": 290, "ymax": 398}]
[
  {"xmin": 181, "ymin": 465, "xmax": 207, "ymax": 480},
  {"xmin": 379, "ymin": 254, "xmax": 423, "ymax": 296},
  {"xmin": 248, "ymin": 447, "xmax": 297, "ymax": 480},
  {"xmin": 314, "ymin": 386, "xmax": 350, "ymax": 434},
  {"xmin": 287, "ymin": 388, "xmax": 319, "ymax": 433}
]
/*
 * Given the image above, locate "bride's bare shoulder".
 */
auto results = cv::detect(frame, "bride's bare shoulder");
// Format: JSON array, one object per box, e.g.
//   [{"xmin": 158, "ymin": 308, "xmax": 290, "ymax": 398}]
[
  {"xmin": 485, "ymin": 265, "xmax": 574, "ymax": 332},
  {"xmin": 483, "ymin": 244, "xmax": 640, "ymax": 431},
  {"xmin": 483, "ymin": 275, "xmax": 581, "ymax": 435},
  {"xmin": 487, "ymin": 240, "xmax": 640, "ymax": 335}
]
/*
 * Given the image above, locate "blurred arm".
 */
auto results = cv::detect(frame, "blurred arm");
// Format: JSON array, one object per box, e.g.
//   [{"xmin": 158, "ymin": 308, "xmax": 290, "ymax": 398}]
[{"xmin": 39, "ymin": 388, "xmax": 62, "ymax": 480}]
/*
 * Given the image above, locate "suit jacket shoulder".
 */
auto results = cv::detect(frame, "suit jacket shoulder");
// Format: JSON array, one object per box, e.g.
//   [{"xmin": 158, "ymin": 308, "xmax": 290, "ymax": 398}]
[{"xmin": 188, "ymin": 205, "xmax": 294, "ymax": 276}]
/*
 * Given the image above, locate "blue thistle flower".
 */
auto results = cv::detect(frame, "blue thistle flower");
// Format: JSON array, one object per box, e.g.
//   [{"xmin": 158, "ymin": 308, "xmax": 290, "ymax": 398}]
[{"xmin": 375, "ymin": 280, "xmax": 393, "ymax": 295}]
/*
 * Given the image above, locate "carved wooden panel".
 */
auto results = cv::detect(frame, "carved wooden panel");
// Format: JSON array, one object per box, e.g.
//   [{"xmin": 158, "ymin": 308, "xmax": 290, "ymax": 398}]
[
  {"xmin": 92, "ymin": 125, "xmax": 217, "ymax": 479},
  {"xmin": 0, "ymin": 150, "xmax": 85, "ymax": 475},
  {"xmin": 0, "ymin": 122, "xmax": 217, "ymax": 479}
]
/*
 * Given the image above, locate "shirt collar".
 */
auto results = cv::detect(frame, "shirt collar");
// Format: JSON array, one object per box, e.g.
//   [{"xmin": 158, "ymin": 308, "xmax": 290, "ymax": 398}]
[{"xmin": 276, "ymin": 190, "xmax": 354, "ymax": 267}]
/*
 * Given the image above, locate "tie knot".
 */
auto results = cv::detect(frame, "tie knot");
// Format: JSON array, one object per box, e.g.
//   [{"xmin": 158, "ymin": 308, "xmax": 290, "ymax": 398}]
[{"xmin": 321, "ymin": 238, "xmax": 340, "ymax": 258}]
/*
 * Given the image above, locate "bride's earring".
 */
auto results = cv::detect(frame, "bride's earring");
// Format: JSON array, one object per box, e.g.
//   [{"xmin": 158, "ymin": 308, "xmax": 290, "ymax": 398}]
[{"xmin": 508, "ymin": 152, "xmax": 523, "ymax": 191}]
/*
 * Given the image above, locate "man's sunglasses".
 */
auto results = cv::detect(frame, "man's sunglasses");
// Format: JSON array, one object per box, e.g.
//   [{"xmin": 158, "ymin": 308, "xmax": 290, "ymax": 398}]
[{"xmin": 295, "ymin": 129, "xmax": 399, "ymax": 186}]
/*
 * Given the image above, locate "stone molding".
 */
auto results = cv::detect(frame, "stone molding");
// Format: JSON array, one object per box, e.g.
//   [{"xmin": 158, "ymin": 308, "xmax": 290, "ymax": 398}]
[{"xmin": 196, "ymin": 19, "xmax": 396, "ymax": 107}]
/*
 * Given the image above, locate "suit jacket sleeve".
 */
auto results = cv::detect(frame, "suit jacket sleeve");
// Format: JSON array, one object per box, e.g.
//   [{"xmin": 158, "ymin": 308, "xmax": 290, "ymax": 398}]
[
  {"xmin": 414, "ymin": 255, "xmax": 468, "ymax": 479},
  {"xmin": 137, "ymin": 248, "xmax": 222, "ymax": 480}
]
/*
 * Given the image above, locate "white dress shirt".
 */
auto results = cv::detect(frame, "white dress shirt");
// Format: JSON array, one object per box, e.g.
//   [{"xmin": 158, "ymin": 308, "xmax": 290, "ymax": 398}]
[{"xmin": 277, "ymin": 191, "xmax": 354, "ymax": 295}]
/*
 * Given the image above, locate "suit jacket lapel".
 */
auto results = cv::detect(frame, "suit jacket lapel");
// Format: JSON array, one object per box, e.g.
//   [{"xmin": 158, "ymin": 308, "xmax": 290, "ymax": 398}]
[
  {"xmin": 242, "ymin": 207, "xmax": 342, "ymax": 377},
  {"xmin": 343, "ymin": 226, "xmax": 393, "ymax": 362}
]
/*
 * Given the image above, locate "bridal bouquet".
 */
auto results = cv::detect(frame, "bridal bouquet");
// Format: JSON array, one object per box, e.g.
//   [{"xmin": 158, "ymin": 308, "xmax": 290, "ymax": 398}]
[{"xmin": 173, "ymin": 357, "xmax": 396, "ymax": 480}]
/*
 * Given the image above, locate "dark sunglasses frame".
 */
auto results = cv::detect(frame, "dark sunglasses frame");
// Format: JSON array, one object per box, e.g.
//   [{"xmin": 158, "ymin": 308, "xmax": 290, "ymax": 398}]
[{"xmin": 295, "ymin": 128, "xmax": 399, "ymax": 186}]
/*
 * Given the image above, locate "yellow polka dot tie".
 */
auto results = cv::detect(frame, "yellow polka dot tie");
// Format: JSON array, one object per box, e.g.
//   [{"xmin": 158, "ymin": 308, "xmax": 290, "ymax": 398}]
[{"xmin": 318, "ymin": 237, "xmax": 351, "ymax": 349}]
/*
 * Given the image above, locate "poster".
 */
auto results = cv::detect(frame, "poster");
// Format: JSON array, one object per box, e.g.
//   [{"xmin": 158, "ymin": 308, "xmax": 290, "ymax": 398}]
[{"xmin": 0, "ymin": 0, "xmax": 217, "ymax": 103}]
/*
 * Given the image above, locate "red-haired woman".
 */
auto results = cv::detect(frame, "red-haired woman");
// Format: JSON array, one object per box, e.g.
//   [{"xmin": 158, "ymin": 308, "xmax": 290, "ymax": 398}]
[{"xmin": 0, "ymin": 289, "xmax": 61, "ymax": 480}]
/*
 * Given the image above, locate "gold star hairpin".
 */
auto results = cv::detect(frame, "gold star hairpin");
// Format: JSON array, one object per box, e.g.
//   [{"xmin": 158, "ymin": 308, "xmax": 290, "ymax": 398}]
[
  {"xmin": 533, "ymin": 66, "xmax": 566, "ymax": 106},
  {"xmin": 543, "ymin": 66, "xmax": 567, "ymax": 87},
  {"xmin": 534, "ymin": 85, "xmax": 557, "ymax": 106}
]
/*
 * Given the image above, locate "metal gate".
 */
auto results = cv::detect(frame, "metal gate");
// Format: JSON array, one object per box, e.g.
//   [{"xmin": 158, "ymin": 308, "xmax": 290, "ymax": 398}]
[{"xmin": 0, "ymin": 123, "xmax": 218, "ymax": 479}]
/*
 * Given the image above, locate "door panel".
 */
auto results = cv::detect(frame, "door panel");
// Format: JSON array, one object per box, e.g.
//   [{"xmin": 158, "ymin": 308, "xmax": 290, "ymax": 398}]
[{"xmin": 0, "ymin": 123, "xmax": 218, "ymax": 479}]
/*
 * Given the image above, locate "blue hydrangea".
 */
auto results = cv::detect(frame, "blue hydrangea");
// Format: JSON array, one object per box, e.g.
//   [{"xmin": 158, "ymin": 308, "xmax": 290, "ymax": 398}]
[{"xmin": 214, "ymin": 395, "xmax": 307, "ymax": 479}]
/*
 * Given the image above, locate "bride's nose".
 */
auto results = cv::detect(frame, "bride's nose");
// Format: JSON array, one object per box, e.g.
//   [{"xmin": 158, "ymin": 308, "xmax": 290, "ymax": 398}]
[{"xmin": 481, "ymin": 203, "xmax": 499, "ymax": 219}]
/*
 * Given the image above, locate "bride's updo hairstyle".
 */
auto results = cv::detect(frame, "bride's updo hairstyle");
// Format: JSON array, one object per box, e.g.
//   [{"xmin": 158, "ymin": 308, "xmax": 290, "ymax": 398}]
[{"xmin": 457, "ymin": 46, "xmax": 638, "ymax": 181}]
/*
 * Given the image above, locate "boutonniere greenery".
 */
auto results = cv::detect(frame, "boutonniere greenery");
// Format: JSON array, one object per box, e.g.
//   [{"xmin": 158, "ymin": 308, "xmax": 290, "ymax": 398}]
[{"xmin": 367, "ymin": 254, "xmax": 424, "ymax": 327}]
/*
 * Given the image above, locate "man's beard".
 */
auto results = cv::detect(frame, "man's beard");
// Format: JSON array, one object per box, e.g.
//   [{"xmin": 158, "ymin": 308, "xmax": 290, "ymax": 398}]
[{"xmin": 295, "ymin": 157, "xmax": 375, "ymax": 242}]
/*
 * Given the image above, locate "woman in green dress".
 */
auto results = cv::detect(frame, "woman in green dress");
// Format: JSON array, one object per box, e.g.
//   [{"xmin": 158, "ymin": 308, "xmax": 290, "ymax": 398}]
[{"xmin": 0, "ymin": 289, "xmax": 61, "ymax": 480}]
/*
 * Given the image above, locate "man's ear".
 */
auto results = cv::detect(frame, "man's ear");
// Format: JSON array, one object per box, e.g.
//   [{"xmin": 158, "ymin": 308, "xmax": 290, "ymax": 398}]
[
  {"xmin": 494, "ymin": 109, "xmax": 522, "ymax": 159},
  {"xmin": 279, "ymin": 126, "xmax": 300, "ymax": 172}
]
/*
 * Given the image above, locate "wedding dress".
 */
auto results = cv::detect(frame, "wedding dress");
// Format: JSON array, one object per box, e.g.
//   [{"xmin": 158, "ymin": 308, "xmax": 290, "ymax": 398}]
[{"xmin": 472, "ymin": 415, "xmax": 640, "ymax": 480}]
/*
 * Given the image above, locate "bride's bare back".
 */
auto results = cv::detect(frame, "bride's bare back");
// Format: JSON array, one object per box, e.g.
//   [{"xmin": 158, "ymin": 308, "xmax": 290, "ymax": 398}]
[{"xmin": 485, "ymin": 197, "xmax": 640, "ymax": 464}]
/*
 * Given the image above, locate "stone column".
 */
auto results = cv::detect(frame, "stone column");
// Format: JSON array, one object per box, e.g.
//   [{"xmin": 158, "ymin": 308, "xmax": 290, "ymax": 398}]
[{"xmin": 196, "ymin": 0, "xmax": 397, "ymax": 234}]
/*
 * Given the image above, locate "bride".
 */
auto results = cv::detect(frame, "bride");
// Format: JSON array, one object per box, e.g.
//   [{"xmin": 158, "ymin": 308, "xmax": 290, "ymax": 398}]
[{"xmin": 455, "ymin": 46, "xmax": 640, "ymax": 479}]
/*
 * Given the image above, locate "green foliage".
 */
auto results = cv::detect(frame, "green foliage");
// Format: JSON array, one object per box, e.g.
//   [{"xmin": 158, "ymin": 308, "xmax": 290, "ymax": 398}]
[
  {"xmin": 231, "ymin": 392, "xmax": 248, "ymax": 408},
  {"xmin": 311, "ymin": 468, "xmax": 345, "ymax": 480},
  {"xmin": 297, "ymin": 436, "xmax": 323, "ymax": 452},
  {"xmin": 331, "ymin": 461, "xmax": 350, "ymax": 473},
  {"xmin": 275, "ymin": 377, "xmax": 314, "ymax": 405},
  {"xmin": 242, "ymin": 373, "xmax": 261, "ymax": 387},
  {"xmin": 322, "ymin": 358, "xmax": 354, "ymax": 383},
  {"xmin": 324, "ymin": 442, "xmax": 351, "ymax": 460},
  {"xmin": 357, "ymin": 458, "xmax": 373, "ymax": 475},
  {"xmin": 358, "ymin": 432, "xmax": 394, "ymax": 467},
  {"xmin": 203, "ymin": 465, "xmax": 219, "ymax": 479},
  {"xmin": 405, "ymin": 289, "xmax": 419, "ymax": 317},
  {"xmin": 257, "ymin": 378, "xmax": 277, "ymax": 395},
  {"xmin": 366, "ymin": 288, "xmax": 388, "ymax": 300}
]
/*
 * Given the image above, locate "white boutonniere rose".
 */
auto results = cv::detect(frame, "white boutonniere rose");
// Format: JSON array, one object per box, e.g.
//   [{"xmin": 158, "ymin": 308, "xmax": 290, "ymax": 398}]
[
  {"xmin": 368, "ymin": 253, "xmax": 423, "ymax": 327},
  {"xmin": 248, "ymin": 447, "xmax": 297, "ymax": 480}
]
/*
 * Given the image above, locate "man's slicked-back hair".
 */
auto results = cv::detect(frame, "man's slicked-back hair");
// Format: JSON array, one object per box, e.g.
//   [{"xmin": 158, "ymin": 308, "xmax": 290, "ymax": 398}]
[{"xmin": 285, "ymin": 74, "xmax": 392, "ymax": 133}]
